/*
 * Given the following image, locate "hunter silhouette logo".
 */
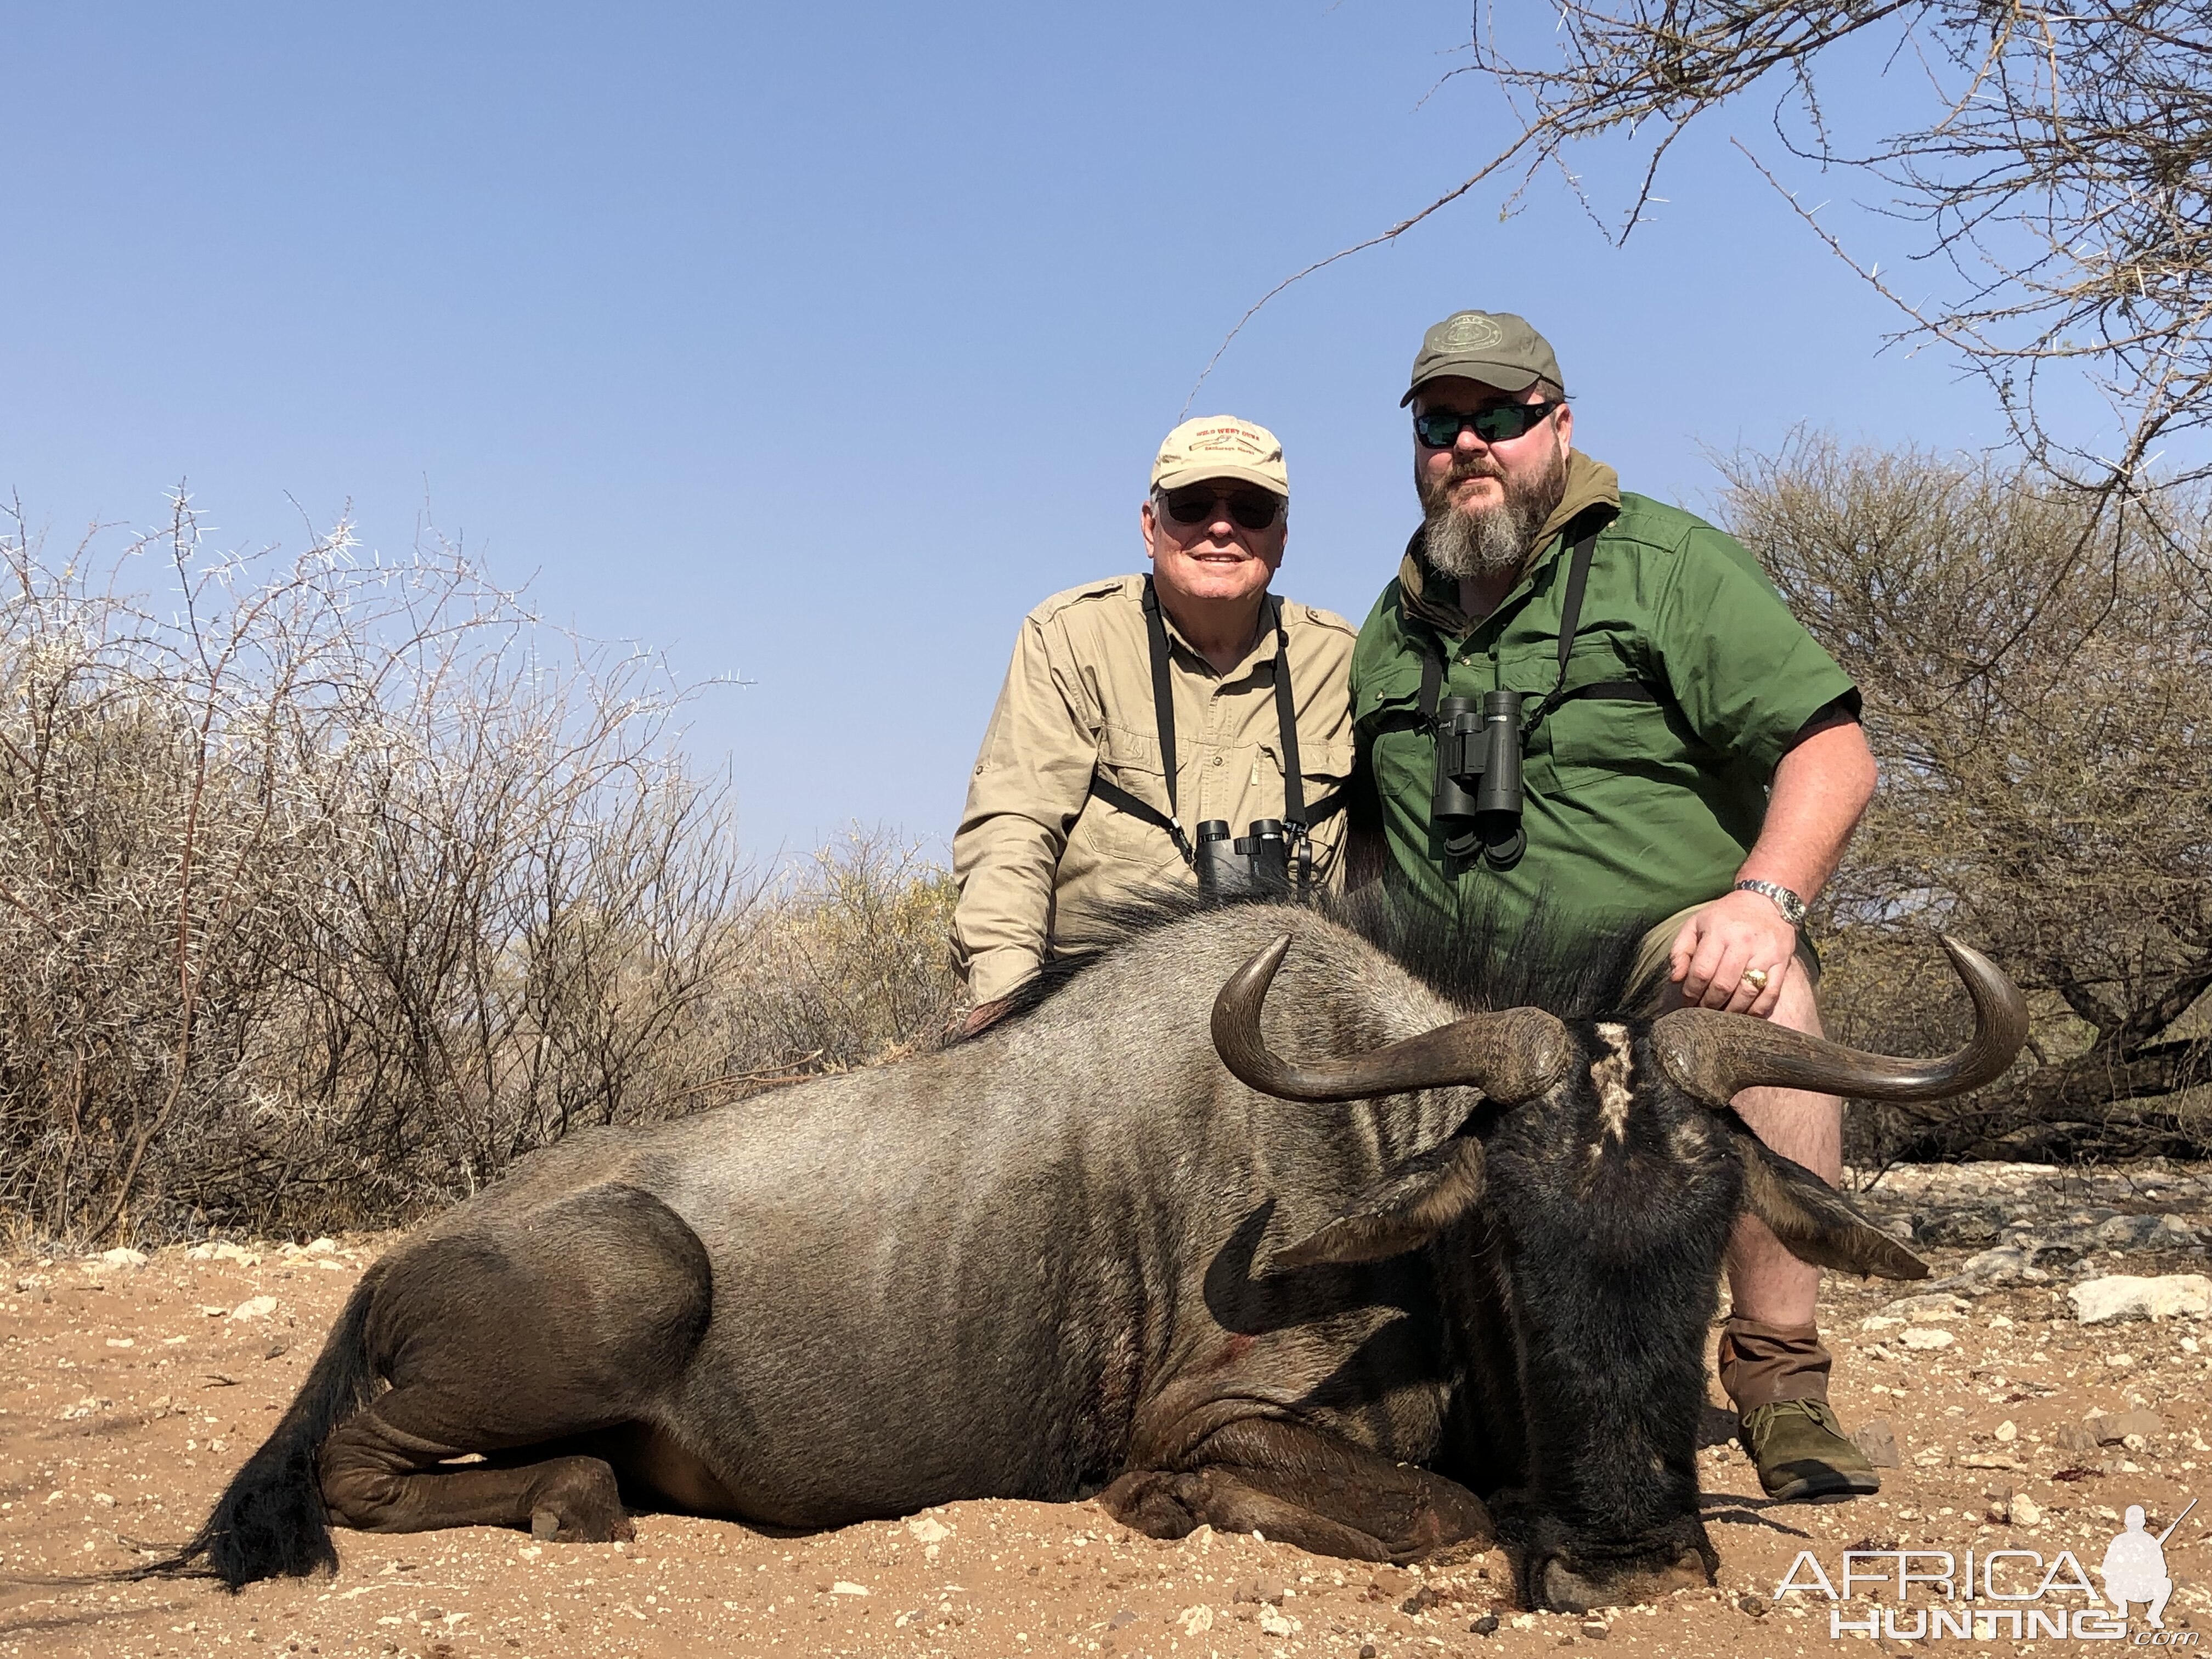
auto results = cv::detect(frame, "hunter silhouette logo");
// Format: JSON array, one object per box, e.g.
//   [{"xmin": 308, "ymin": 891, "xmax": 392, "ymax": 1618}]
[
  {"xmin": 1775, "ymin": 1496, "xmax": 2197, "ymax": 1643},
  {"xmin": 2103, "ymin": 1500, "xmax": 2192, "ymax": 1629}
]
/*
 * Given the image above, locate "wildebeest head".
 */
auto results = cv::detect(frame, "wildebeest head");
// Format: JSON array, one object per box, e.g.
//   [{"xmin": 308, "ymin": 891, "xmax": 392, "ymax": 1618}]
[{"xmin": 1212, "ymin": 931, "xmax": 2024, "ymax": 1612}]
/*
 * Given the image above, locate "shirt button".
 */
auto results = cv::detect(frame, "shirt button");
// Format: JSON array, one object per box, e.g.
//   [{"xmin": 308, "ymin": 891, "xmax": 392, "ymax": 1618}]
[{"xmin": 1211, "ymin": 755, "xmax": 1224, "ymax": 766}]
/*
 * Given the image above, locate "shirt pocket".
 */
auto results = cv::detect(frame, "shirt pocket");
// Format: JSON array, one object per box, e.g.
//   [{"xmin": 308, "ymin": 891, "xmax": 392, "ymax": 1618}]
[
  {"xmin": 1077, "ymin": 721, "xmax": 1178, "ymax": 860},
  {"xmin": 1542, "ymin": 645, "xmax": 1695, "ymax": 779},
  {"xmin": 1255, "ymin": 735, "xmax": 1355, "ymax": 828},
  {"xmin": 1354, "ymin": 657, "xmax": 1429, "ymax": 742}
]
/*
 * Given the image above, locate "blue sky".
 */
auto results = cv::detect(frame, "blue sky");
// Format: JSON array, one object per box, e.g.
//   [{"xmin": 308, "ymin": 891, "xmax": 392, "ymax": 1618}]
[{"xmin": 3, "ymin": 3, "xmax": 2015, "ymax": 862}]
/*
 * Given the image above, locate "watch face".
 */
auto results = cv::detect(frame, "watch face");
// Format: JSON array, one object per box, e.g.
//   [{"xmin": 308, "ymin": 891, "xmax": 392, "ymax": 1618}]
[{"xmin": 1742, "ymin": 881, "xmax": 1803, "ymax": 923}]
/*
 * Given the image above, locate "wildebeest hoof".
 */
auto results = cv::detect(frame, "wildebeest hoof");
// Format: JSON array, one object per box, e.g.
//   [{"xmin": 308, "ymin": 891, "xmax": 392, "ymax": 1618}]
[
  {"xmin": 1537, "ymin": 1549, "xmax": 1709, "ymax": 1613},
  {"xmin": 1095, "ymin": 1470, "xmax": 1203, "ymax": 1540},
  {"xmin": 527, "ymin": 1501, "xmax": 635, "ymax": 1545},
  {"xmin": 523, "ymin": 1458, "xmax": 631, "ymax": 1544}
]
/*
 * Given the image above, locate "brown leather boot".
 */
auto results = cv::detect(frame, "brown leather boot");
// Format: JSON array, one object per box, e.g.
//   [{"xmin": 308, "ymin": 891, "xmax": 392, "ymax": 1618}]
[{"xmin": 1720, "ymin": 1316, "xmax": 1878, "ymax": 1500}]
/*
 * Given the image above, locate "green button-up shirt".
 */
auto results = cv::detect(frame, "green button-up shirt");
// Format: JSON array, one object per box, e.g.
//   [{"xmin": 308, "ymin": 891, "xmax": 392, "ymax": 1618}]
[{"xmin": 1351, "ymin": 456, "xmax": 1857, "ymax": 940}]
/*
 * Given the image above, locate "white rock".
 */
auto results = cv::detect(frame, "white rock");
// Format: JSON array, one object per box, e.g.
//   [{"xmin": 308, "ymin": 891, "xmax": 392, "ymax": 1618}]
[
  {"xmin": 229, "ymin": 1295, "xmax": 279, "ymax": 1321},
  {"xmin": 1958, "ymin": 1245, "xmax": 2047, "ymax": 1284},
  {"xmin": 1901, "ymin": 1327, "xmax": 1955, "ymax": 1350},
  {"xmin": 99, "ymin": 1248, "xmax": 148, "ymax": 1269},
  {"xmin": 905, "ymin": 1515, "xmax": 951, "ymax": 1544},
  {"xmin": 1258, "ymin": 1606, "xmax": 1299, "ymax": 1637},
  {"xmin": 304, "ymin": 1237, "xmax": 338, "ymax": 1255},
  {"xmin": 829, "ymin": 1582, "xmax": 868, "ymax": 1597},
  {"xmin": 2069, "ymin": 1274, "xmax": 2212, "ymax": 1324},
  {"xmin": 186, "ymin": 1240, "xmax": 260, "ymax": 1265},
  {"xmin": 1995, "ymin": 1420, "xmax": 2018, "ymax": 1442},
  {"xmin": 1177, "ymin": 1605, "xmax": 1215, "ymax": 1634},
  {"xmin": 2012, "ymin": 1494, "xmax": 2042, "ymax": 1526},
  {"xmin": 1883, "ymin": 1291, "xmax": 1970, "ymax": 1319}
]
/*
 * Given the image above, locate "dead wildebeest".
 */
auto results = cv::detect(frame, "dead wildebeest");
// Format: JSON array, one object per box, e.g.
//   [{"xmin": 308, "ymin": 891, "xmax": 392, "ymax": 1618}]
[{"xmin": 155, "ymin": 895, "xmax": 2023, "ymax": 1610}]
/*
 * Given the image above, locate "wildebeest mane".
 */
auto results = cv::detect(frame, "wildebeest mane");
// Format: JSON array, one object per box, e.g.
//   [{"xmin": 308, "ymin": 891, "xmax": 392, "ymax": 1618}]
[
  {"xmin": 1335, "ymin": 885, "xmax": 1663, "ymax": 1022},
  {"xmin": 972, "ymin": 881, "xmax": 1666, "ymax": 1040}
]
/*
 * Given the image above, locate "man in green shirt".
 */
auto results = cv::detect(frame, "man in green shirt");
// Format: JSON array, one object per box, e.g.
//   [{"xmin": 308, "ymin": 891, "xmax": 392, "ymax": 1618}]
[{"xmin": 1350, "ymin": 310, "xmax": 1882, "ymax": 1501}]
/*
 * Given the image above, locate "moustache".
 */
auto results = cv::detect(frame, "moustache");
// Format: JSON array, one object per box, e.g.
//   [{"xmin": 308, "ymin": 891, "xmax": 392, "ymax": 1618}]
[{"xmin": 1425, "ymin": 458, "xmax": 1507, "ymax": 508}]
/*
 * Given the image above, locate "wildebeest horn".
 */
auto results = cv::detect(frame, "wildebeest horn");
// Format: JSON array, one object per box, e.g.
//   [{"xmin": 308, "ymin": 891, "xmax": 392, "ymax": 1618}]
[
  {"xmin": 1651, "ymin": 935, "xmax": 2027, "ymax": 1107},
  {"xmin": 1213, "ymin": 935, "xmax": 1573, "ymax": 1104}
]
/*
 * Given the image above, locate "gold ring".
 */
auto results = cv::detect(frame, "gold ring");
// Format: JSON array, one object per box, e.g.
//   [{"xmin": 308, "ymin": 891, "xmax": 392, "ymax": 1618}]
[{"xmin": 1741, "ymin": 967, "xmax": 1770, "ymax": 992}]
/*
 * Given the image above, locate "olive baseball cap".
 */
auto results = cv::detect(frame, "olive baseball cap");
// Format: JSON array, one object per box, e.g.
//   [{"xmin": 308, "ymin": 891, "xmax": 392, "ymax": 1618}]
[
  {"xmin": 1150, "ymin": 415, "xmax": 1289, "ymax": 497},
  {"xmin": 1402, "ymin": 311, "xmax": 1565, "ymax": 405}
]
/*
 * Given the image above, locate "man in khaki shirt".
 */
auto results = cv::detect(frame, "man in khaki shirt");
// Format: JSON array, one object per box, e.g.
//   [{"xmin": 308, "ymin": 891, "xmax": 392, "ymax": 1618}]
[{"xmin": 951, "ymin": 415, "xmax": 1358, "ymax": 1018}]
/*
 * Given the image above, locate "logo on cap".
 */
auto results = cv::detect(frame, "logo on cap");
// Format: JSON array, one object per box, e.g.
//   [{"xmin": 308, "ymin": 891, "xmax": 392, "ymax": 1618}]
[
  {"xmin": 1186, "ymin": 425, "xmax": 1262, "ymax": 455},
  {"xmin": 1442, "ymin": 313, "xmax": 1505, "ymax": 351}
]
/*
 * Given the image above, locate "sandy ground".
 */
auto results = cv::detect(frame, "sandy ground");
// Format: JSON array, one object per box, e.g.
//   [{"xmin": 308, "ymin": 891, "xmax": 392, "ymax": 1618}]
[{"xmin": 4, "ymin": 1161, "xmax": 2210, "ymax": 1658}]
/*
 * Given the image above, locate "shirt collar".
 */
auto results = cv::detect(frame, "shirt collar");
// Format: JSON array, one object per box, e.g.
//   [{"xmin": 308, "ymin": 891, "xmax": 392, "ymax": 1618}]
[{"xmin": 1151, "ymin": 582, "xmax": 1283, "ymax": 681}]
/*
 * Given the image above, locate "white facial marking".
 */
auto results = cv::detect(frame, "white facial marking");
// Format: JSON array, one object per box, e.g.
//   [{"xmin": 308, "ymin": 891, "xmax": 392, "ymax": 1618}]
[{"xmin": 1591, "ymin": 1021, "xmax": 1635, "ymax": 1143}]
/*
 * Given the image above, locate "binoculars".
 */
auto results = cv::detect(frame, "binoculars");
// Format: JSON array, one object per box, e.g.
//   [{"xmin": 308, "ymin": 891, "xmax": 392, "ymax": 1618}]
[
  {"xmin": 1433, "ymin": 690, "xmax": 1526, "ymax": 869},
  {"xmin": 1194, "ymin": 818, "xmax": 1293, "ymax": 896}
]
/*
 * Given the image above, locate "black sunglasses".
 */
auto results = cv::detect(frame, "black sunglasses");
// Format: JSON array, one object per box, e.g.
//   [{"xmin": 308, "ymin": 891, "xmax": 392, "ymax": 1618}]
[
  {"xmin": 1413, "ymin": 401, "xmax": 1563, "ymax": 448},
  {"xmin": 1158, "ymin": 486, "xmax": 1283, "ymax": 532}
]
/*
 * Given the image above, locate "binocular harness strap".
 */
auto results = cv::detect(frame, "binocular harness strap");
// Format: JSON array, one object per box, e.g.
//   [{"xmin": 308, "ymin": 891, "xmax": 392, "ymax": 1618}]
[
  {"xmin": 1416, "ymin": 531, "xmax": 1652, "ymax": 726},
  {"xmin": 1266, "ymin": 596, "xmax": 1314, "ymax": 895},
  {"xmin": 1139, "ymin": 579, "xmax": 1195, "ymax": 862},
  {"xmin": 1082, "ymin": 579, "xmax": 1331, "ymax": 893}
]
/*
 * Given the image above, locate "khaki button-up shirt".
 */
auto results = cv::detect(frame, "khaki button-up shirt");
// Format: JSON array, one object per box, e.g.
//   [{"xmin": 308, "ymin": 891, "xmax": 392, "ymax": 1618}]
[{"xmin": 952, "ymin": 574, "xmax": 1357, "ymax": 1002}]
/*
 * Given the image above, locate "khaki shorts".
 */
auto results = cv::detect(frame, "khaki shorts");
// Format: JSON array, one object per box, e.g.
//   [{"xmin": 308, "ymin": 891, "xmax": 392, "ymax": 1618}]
[{"xmin": 1629, "ymin": 899, "xmax": 1821, "ymax": 1006}]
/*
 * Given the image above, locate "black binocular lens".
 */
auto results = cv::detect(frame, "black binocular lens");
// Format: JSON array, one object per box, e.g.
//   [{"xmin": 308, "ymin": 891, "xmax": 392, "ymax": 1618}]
[
  {"xmin": 1195, "ymin": 817, "xmax": 1293, "ymax": 896},
  {"xmin": 1432, "ymin": 689, "xmax": 1526, "ymax": 870}
]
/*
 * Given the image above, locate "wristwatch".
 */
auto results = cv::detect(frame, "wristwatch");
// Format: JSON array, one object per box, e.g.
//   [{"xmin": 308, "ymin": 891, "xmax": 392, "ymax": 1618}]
[{"xmin": 1734, "ymin": 879, "xmax": 1807, "ymax": 929}]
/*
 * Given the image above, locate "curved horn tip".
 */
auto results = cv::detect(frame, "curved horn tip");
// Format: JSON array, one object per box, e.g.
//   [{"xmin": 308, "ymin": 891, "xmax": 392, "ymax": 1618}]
[
  {"xmin": 1936, "ymin": 934, "xmax": 1993, "ymax": 972},
  {"xmin": 1224, "ymin": 934, "xmax": 1294, "ymax": 998}
]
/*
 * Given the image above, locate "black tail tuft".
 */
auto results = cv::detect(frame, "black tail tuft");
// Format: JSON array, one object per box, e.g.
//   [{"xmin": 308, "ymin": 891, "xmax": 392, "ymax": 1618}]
[{"xmin": 136, "ymin": 1262, "xmax": 385, "ymax": 1591}]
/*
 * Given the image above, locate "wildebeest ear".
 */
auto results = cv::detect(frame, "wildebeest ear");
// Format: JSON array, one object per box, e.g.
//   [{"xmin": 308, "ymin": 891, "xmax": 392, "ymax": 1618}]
[
  {"xmin": 1728, "ymin": 1122, "xmax": 1928, "ymax": 1281},
  {"xmin": 1268, "ymin": 1136, "xmax": 1487, "ymax": 1271}
]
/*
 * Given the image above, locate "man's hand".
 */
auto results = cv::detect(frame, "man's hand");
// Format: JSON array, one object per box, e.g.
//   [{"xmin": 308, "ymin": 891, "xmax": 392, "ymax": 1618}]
[
  {"xmin": 948, "ymin": 998, "xmax": 1012, "ymax": 1040},
  {"xmin": 1669, "ymin": 889, "xmax": 1798, "ymax": 1017}
]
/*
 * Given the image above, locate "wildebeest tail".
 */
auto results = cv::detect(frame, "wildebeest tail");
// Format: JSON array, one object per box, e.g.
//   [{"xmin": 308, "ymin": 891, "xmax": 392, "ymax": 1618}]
[{"xmin": 139, "ymin": 1261, "xmax": 386, "ymax": 1590}]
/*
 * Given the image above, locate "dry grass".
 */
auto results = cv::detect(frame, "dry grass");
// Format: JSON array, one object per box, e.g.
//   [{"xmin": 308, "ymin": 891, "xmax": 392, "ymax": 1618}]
[{"xmin": 0, "ymin": 498, "xmax": 958, "ymax": 1249}]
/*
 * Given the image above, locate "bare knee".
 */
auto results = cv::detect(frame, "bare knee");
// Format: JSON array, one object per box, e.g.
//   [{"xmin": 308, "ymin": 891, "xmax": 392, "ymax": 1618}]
[
  {"xmin": 1768, "ymin": 972, "xmax": 1825, "ymax": 1039},
  {"xmin": 1731, "ymin": 979, "xmax": 1842, "ymax": 1180}
]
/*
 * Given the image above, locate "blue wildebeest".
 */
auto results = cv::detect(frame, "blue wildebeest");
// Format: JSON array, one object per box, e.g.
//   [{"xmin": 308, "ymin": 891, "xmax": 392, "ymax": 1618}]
[{"xmin": 159, "ymin": 898, "xmax": 2022, "ymax": 1611}]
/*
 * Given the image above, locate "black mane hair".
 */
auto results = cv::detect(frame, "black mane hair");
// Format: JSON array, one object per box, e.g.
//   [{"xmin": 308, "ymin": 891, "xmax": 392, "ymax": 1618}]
[
  {"xmin": 1331, "ymin": 884, "xmax": 1665, "ymax": 1023},
  {"xmin": 967, "ymin": 880, "xmax": 1669, "ymax": 1041}
]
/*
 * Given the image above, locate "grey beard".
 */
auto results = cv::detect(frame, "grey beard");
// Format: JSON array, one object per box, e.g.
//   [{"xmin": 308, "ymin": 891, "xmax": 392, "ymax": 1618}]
[
  {"xmin": 1418, "ymin": 444, "xmax": 1571, "ymax": 584},
  {"xmin": 1421, "ymin": 495, "xmax": 1539, "ymax": 581}
]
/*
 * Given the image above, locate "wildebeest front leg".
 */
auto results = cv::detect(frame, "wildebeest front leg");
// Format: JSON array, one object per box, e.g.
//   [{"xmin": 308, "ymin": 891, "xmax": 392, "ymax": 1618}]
[{"xmin": 1100, "ymin": 1418, "xmax": 1492, "ymax": 1564}]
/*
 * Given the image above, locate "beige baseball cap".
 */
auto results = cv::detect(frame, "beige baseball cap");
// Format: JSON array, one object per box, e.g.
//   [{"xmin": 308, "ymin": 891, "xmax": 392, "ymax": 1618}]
[
  {"xmin": 1149, "ymin": 415, "xmax": 1289, "ymax": 497},
  {"xmin": 1402, "ymin": 311, "xmax": 1565, "ymax": 405}
]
